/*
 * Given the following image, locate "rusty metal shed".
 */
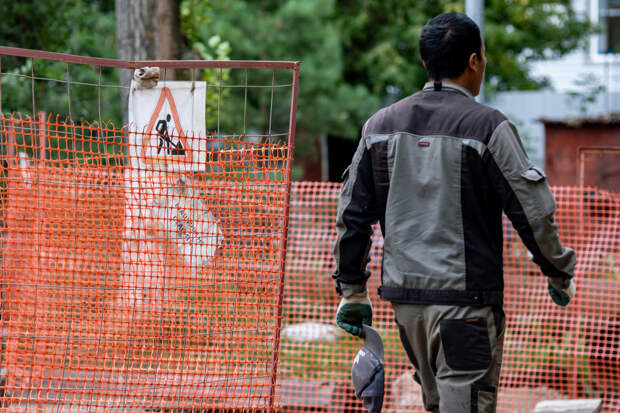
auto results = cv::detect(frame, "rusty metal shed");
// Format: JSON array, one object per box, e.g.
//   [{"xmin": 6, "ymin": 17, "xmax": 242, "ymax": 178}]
[{"xmin": 541, "ymin": 114, "xmax": 620, "ymax": 192}]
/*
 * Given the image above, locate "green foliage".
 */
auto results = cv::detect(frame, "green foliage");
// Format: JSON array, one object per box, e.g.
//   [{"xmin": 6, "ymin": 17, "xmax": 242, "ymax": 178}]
[
  {"xmin": 0, "ymin": 0, "xmax": 596, "ymax": 163},
  {"xmin": 336, "ymin": 0, "xmax": 438, "ymax": 97},
  {"xmin": 0, "ymin": 0, "xmax": 120, "ymax": 125},
  {"xmin": 338, "ymin": 0, "xmax": 593, "ymax": 98},
  {"xmin": 0, "ymin": 1, "xmax": 84, "ymax": 52},
  {"xmin": 179, "ymin": 0, "xmax": 594, "ymax": 170},
  {"xmin": 0, "ymin": 0, "xmax": 116, "ymax": 55},
  {"xmin": 181, "ymin": 0, "xmax": 380, "ymax": 150},
  {"xmin": 485, "ymin": 0, "xmax": 592, "ymax": 93},
  {"xmin": 566, "ymin": 73, "xmax": 607, "ymax": 115},
  {"xmin": 181, "ymin": 0, "xmax": 233, "ymax": 129}
]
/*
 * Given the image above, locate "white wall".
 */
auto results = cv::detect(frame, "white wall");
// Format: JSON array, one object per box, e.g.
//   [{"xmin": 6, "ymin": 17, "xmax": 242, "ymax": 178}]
[
  {"xmin": 530, "ymin": 51, "xmax": 620, "ymax": 93},
  {"xmin": 487, "ymin": 90, "xmax": 620, "ymax": 167},
  {"xmin": 486, "ymin": 0, "xmax": 620, "ymax": 167},
  {"xmin": 529, "ymin": 0, "xmax": 620, "ymax": 93}
]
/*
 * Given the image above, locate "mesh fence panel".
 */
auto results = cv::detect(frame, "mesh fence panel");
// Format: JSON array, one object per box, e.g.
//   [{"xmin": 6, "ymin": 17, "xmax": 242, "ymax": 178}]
[
  {"xmin": 280, "ymin": 182, "xmax": 620, "ymax": 413},
  {"xmin": 0, "ymin": 48, "xmax": 299, "ymax": 412}
]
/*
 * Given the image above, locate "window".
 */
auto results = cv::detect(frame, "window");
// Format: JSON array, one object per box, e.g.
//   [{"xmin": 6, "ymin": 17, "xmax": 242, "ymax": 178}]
[{"xmin": 598, "ymin": 0, "xmax": 620, "ymax": 53}]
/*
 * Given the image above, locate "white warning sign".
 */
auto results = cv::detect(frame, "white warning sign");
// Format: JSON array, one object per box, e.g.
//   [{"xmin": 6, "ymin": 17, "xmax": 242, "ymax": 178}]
[
  {"xmin": 150, "ymin": 177, "xmax": 223, "ymax": 271},
  {"xmin": 128, "ymin": 80, "xmax": 207, "ymax": 171}
]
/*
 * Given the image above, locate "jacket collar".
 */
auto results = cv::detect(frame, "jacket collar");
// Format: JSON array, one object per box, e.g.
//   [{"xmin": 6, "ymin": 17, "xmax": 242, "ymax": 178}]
[{"xmin": 423, "ymin": 81, "xmax": 474, "ymax": 99}]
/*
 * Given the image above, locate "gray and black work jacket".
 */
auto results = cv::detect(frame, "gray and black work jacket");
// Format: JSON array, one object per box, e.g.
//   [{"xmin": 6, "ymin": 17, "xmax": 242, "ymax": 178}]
[{"xmin": 333, "ymin": 81, "xmax": 576, "ymax": 306}]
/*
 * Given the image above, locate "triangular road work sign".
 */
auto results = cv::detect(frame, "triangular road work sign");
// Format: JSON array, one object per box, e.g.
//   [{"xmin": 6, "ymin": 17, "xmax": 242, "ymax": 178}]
[
  {"xmin": 128, "ymin": 80, "xmax": 207, "ymax": 171},
  {"xmin": 141, "ymin": 86, "xmax": 192, "ymax": 166}
]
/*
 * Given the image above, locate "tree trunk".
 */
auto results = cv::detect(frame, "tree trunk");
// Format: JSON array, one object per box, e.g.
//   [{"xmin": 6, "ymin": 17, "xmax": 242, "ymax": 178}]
[
  {"xmin": 157, "ymin": 0, "xmax": 183, "ymax": 80},
  {"xmin": 115, "ymin": 0, "xmax": 183, "ymax": 124}
]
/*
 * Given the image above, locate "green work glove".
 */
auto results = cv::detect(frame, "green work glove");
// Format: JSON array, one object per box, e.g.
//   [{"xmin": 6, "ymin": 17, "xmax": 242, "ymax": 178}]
[
  {"xmin": 548, "ymin": 278, "xmax": 576, "ymax": 307},
  {"xmin": 336, "ymin": 291, "xmax": 372, "ymax": 338}
]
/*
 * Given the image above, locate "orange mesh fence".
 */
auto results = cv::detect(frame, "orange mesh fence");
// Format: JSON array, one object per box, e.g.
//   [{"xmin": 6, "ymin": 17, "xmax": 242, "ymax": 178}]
[
  {"xmin": 0, "ymin": 47, "xmax": 619, "ymax": 413},
  {"xmin": 280, "ymin": 182, "xmax": 620, "ymax": 412},
  {"xmin": 0, "ymin": 48, "xmax": 299, "ymax": 412},
  {"xmin": 0, "ymin": 117, "xmax": 294, "ymax": 412}
]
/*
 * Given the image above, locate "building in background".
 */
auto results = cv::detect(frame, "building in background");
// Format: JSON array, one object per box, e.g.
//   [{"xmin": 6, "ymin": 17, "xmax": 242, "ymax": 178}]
[
  {"xmin": 542, "ymin": 116, "xmax": 620, "ymax": 191},
  {"xmin": 488, "ymin": 0, "xmax": 620, "ymax": 167}
]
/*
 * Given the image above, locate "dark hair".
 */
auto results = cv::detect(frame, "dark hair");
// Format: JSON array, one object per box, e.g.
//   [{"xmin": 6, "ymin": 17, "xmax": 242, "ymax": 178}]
[{"xmin": 419, "ymin": 13, "xmax": 482, "ymax": 80}]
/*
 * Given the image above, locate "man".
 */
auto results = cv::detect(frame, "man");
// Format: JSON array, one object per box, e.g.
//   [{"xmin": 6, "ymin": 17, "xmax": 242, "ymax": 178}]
[{"xmin": 333, "ymin": 12, "xmax": 576, "ymax": 413}]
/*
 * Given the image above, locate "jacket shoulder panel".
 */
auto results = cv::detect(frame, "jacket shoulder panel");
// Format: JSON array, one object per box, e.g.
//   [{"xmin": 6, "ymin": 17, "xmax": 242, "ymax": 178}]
[
  {"xmin": 363, "ymin": 91, "xmax": 425, "ymax": 136},
  {"xmin": 364, "ymin": 91, "xmax": 507, "ymax": 144}
]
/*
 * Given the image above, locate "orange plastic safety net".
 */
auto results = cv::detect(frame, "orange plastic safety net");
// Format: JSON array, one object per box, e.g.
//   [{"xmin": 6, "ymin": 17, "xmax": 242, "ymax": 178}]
[
  {"xmin": 280, "ymin": 182, "xmax": 620, "ymax": 412},
  {"xmin": 2, "ymin": 127, "xmax": 619, "ymax": 413},
  {"xmin": 0, "ymin": 49, "xmax": 618, "ymax": 413},
  {"xmin": 0, "ymin": 114, "xmax": 295, "ymax": 412}
]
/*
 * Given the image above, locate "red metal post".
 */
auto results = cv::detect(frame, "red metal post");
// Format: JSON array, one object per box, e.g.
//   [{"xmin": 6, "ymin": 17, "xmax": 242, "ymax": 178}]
[
  {"xmin": 6, "ymin": 118, "xmax": 16, "ymax": 163},
  {"xmin": 38, "ymin": 111, "xmax": 46, "ymax": 160},
  {"xmin": 268, "ymin": 61, "xmax": 300, "ymax": 412}
]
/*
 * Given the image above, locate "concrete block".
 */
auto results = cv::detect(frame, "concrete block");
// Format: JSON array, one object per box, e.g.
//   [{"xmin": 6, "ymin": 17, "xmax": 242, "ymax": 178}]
[{"xmin": 532, "ymin": 399, "xmax": 602, "ymax": 413}]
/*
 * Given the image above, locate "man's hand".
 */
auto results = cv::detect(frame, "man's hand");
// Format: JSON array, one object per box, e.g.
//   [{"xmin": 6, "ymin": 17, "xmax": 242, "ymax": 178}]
[
  {"xmin": 548, "ymin": 278, "xmax": 576, "ymax": 307},
  {"xmin": 336, "ymin": 291, "xmax": 372, "ymax": 338}
]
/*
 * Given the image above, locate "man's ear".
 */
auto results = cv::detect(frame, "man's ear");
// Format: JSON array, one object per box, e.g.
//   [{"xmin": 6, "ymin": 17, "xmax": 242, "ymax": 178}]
[{"xmin": 468, "ymin": 52, "xmax": 481, "ymax": 73}]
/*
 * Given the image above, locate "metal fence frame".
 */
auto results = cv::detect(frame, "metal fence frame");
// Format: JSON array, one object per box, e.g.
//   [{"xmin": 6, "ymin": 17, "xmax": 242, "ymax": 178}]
[{"xmin": 0, "ymin": 46, "xmax": 300, "ymax": 412}]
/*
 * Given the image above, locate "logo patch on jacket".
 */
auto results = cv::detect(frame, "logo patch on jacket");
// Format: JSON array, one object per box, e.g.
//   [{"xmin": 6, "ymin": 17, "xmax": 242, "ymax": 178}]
[{"xmin": 418, "ymin": 140, "xmax": 430, "ymax": 147}]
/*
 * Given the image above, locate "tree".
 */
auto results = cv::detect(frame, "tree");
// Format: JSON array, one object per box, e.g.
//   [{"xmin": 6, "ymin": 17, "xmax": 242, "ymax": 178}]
[
  {"xmin": 184, "ymin": 0, "xmax": 380, "ymax": 137},
  {"xmin": 115, "ymin": 0, "xmax": 185, "ymax": 122},
  {"xmin": 336, "ymin": 0, "xmax": 594, "ymax": 97},
  {"xmin": 0, "ymin": 0, "xmax": 114, "ymax": 54},
  {"xmin": 0, "ymin": 0, "xmax": 120, "ymax": 124},
  {"xmin": 181, "ymin": 0, "xmax": 593, "ymax": 179},
  {"xmin": 180, "ymin": 0, "xmax": 380, "ymax": 178}
]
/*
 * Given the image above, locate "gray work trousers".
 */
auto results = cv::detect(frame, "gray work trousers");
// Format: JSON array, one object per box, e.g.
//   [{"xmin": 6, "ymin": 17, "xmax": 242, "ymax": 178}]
[{"xmin": 392, "ymin": 303, "xmax": 505, "ymax": 413}]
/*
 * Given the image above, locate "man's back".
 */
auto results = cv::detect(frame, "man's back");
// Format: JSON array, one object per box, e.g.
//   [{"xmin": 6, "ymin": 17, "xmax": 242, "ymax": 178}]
[
  {"xmin": 364, "ymin": 83, "xmax": 508, "ymax": 301},
  {"xmin": 335, "ymin": 81, "xmax": 574, "ymax": 307}
]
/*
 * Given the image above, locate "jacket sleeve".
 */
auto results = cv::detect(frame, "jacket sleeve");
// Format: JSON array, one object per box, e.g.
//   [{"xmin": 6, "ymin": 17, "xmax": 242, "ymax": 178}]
[
  {"xmin": 333, "ymin": 135, "xmax": 379, "ymax": 297},
  {"xmin": 485, "ymin": 120, "xmax": 576, "ymax": 287}
]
